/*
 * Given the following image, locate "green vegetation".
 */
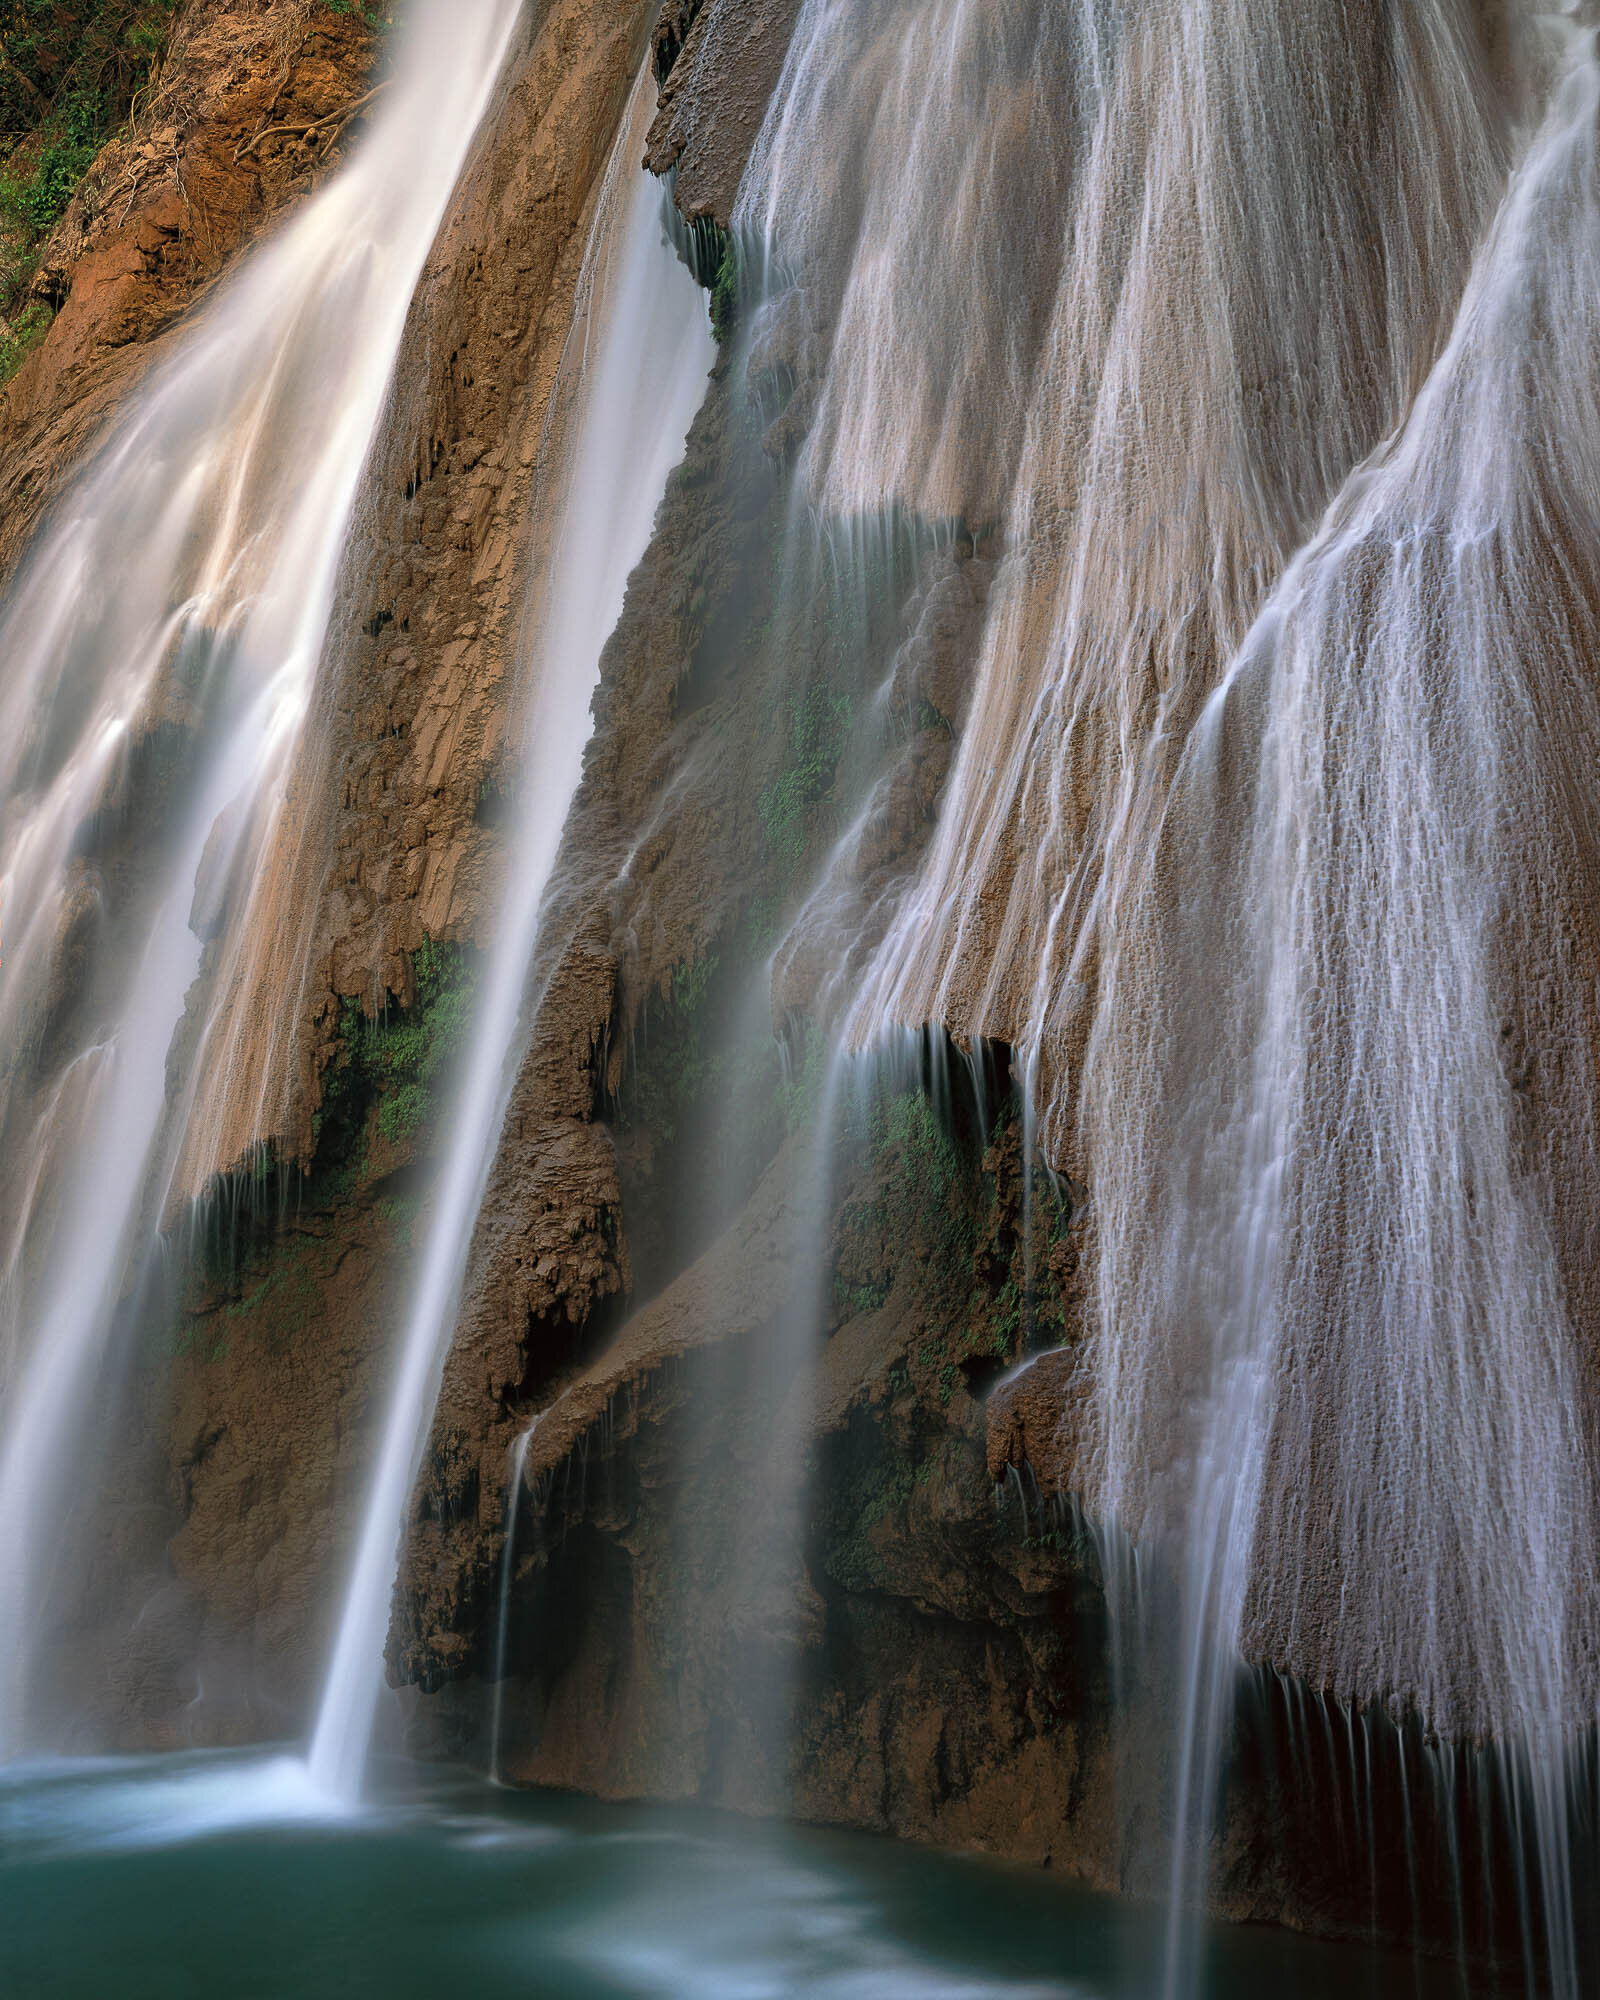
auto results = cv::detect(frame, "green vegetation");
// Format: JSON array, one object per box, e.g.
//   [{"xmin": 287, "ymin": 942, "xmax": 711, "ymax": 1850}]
[
  {"xmin": 827, "ymin": 1071, "xmax": 1077, "ymax": 1417},
  {"xmin": 822, "ymin": 1432, "xmax": 933, "ymax": 1593},
  {"xmin": 757, "ymin": 680, "xmax": 853, "ymax": 878},
  {"xmin": 0, "ymin": 289, "xmax": 44, "ymax": 373},
  {"xmin": 0, "ymin": 0, "xmax": 185, "ymax": 380},
  {"xmin": 824, "ymin": 1456, "xmax": 911, "ymax": 1593},
  {"xmin": 374, "ymin": 1188, "xmax": 420, "ymax": 1234},
  {"xmin": 0, "ymin": 1, "xmax": 182, "ymax": 164},
  {"xmin": 831, "ymin": 1086, "xmax": 975, "ymax": 1341},
  {"xmin": 0, "ymin": 2, "xmax": 396, "ymax": 384},
  {"xmin": 314, "ymin": 937, "xmax": 478, "ymax": 1171},
  {"xmin": 176, "ymin": 1226, "xmax": 326, "ymax": 1364},
  {"xmin": 709, "ymin": 238, "xmax": 738, "ymax": 345},
  {"xmin": 845, "ymin": 1088, "xmax": 974, "ymax": 1282},
  {"xmin": 180, "ymin": 944, "xmax": 451, "ymax": 1354},
  {"xmin": 316, "ymin": 0, "xmax": 399, "ymax": 28}
]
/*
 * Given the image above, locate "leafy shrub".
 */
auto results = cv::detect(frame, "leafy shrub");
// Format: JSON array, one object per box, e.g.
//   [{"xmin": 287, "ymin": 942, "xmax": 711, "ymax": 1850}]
[
  {"xmin": 0, "ymin": 291, "xmax": 45, "ymax": 378},
  {"xmin": 710, "ymin": 239, "xmax": 738, "ymax": 344}
]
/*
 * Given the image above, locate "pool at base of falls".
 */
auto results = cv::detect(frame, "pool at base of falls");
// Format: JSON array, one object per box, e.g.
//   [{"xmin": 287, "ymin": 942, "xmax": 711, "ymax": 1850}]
[{"xmin": 0, "ymin": 1750, "xmax": 1485, "ymax": 1998}]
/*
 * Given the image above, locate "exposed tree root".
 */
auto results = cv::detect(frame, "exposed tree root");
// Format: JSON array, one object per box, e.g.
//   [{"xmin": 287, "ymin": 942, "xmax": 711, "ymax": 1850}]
[{"xmin": 234, "ymin": 79, "xmax": 390, "ymax": 164}]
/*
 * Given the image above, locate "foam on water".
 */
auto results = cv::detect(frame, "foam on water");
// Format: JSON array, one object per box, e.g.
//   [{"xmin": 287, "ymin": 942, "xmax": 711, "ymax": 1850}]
[{"xmin": 0, "ymin": 1751, "xmax": 343, "ymax": 1858}]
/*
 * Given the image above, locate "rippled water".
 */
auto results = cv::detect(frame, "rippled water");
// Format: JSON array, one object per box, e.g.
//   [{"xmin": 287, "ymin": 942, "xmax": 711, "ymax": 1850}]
[{"xmin": 0, "ymin": 1752, "xmax": 1484, "ymax": 1997}]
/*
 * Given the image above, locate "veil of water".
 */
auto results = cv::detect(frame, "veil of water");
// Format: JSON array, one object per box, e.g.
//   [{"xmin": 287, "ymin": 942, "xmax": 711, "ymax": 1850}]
[
  {"xmin": 741, "ymin": 0, "xmax": 1600, "ymax": 1988},
  {"xmin": 0, "ymin": 0, "xmax": 523, "ymax": 1756},
  {"xmin": 307, "ymin": 65, "xmax": 715, "ymax": 1804},
  {"xmin": 1086, "ymin": 29, "xmax": 1600, "ymax": 1988}
]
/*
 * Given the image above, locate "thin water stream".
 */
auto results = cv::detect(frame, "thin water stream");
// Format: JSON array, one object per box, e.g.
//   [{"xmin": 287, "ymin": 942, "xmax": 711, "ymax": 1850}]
[{"xmin": 308, "ymin": 64, "xmax": 715, "ymax": 1802}]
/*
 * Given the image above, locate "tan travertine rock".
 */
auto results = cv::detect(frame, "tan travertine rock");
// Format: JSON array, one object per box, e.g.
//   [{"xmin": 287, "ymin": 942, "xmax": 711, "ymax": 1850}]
[{"xmin": 644, "ymin": 0, "xmax": 805, "ymax": 225}]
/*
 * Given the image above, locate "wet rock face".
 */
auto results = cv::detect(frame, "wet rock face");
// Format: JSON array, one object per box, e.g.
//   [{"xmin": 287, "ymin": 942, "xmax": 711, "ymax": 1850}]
[
  {"xmin": 379, "ymin": 280, "xmax": 1010, "ymax": 1692},
  {"xmin": 402, "ymin": 1062, "xmax": 1111, "ymax": 1859},
  {"xmin": 273, "ymin": 0, "xmax": 665, "ymax": 1155},
  {"xmin": 644, "ymin": 0, "xmax": 805, "ymax": 225},
  {"xmin": 391, "ymin": 1012, "xmax": 1089, "ymax": 1780}
]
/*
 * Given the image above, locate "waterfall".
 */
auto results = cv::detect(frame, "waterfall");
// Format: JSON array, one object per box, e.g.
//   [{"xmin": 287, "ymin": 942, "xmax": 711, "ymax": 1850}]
[
  {"xmin": 740, "ymin": 0, "xmax": 1600, "ymax": 1983},
  {"xmin": 0, "ymin": 0, "xmax": 522, "ymax": 1757},
  {"xmin": 3, "ymin": 0, "xmax": 1597, "ymax": 1980},
  {"xmin": 1083, "ymin": 27, "xmax": 1600, "ymax": 1987},
  {"xmin": 807, "ymin": 0, "xmax": 1510, "ymax": 1124},
  {"xmin": 306, "ymin": 66, "xmax": 715, "ymax": 1805}
]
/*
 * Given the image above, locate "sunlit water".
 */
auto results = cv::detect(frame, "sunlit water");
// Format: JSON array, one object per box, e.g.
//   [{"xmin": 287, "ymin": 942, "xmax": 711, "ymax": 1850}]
[{"xmin": 0, "ymin": 1753, "xmax": 1481, "ymax": 1999}]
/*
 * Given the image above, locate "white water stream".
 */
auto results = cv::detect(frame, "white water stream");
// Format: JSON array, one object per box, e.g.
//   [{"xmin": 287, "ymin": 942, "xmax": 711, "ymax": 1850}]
[
  {"xmin": 307, "ymin": 66, "xmax": 715, "ymax": 1803},
  {"xmin": 0, "ymin": 0, "xmax": 522, "ymax": 1756},
  {"xmin": 1100, "ymin": 31, "xmax": 1600, "ymax": 1990},
  {"xmin": 741, "ymin": 0, "xmax": 1600, "ymax": 1988}
]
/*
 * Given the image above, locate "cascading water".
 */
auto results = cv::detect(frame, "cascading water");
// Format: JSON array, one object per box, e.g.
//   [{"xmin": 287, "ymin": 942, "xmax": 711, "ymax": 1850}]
[
  {"xmin": 739, "ymin": 0, "xmax": 1600, "ymax": 1985},
  {"xmin": 3, "ymin": 0, "xmax": 1599, "ymax": 1988},
  {"xmin": 800, "ymin": 0, "xmax": 1510, "ymax": 1114},
  {"xmin": 306, "ymin": 65, "xmax": 715, "ymax": 1803},
  {"xmin": 1083, "ymin": 24, "xmax": 1600, "ymax": 1988},
  {"xmin": 0, "ymin": 0, "xmax": 522, "ymax": 1756}
]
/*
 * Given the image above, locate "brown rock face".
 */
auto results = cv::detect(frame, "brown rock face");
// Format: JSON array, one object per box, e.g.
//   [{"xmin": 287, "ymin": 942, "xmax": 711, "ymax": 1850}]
[
  {"xmin": 0, "ymin": 0, "xmax": 380, "ymax": 582},
  {"xmin": 160, "ymin": 1197, "xmax": 400, "ymax": 1738},
  {"xmin": 378, "ymin": 245, "xmax": 1015, "ymax": 1689},
  {"xmin": 986, "ymin": 1348, "xmax": 1079, "ymax": 1494},
  {"xmin": 644, "ymin": 0, "xmax": 805, "ymax": 225},
  {"xmin": 304, "ymin": 0, "xmax": 659, "ymax": 987}
]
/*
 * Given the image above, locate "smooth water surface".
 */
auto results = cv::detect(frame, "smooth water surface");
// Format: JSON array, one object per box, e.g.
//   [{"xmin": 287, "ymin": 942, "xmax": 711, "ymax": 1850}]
[{"xmin": 0, "ymin": 1752, "xmax": 1484, "ymax": 1998}]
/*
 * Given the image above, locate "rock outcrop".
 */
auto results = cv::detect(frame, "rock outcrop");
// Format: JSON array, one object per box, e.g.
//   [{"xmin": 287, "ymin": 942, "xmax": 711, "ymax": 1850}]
[
  {"xmin": 0, "ymin": 0, "xmax": 380, "ymax": 580},
  {"xmin": 644, "ymin": 0, "xmax": 804, "ymax": 225}
]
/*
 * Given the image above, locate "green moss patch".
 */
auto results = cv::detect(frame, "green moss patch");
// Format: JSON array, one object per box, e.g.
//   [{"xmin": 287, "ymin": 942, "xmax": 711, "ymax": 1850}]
[
  {"xmin": 756, "ymin": 680, "xmax": 853, "ymax": 881},
  {"xmin": 313, "ymin": 937, "xmax": 478, "ymax": 1177}
]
